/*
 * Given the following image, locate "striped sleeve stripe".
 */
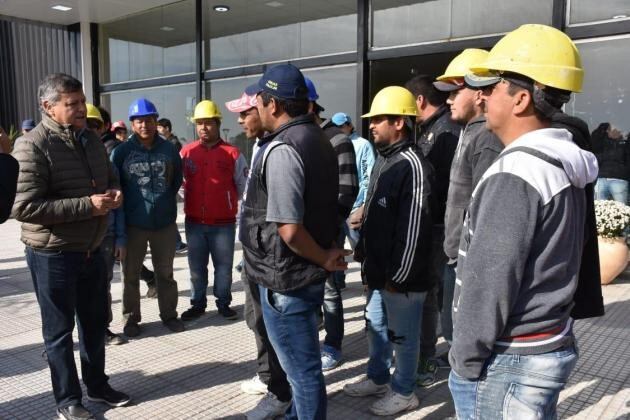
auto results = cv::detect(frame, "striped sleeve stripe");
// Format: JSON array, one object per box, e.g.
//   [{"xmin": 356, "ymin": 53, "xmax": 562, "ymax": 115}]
[{"xmin": 392, "ymin": 150, "xmax": 423, "ymax": 283}]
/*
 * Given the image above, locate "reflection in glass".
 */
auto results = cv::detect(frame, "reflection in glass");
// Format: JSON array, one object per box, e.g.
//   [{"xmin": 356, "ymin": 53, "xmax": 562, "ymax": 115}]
[
  {"xmin": 100, "ymin": 83, "xmax": 197, "ymax": 143},
  {"xmin": 204, "ymin": 0, "xmax": 356, "ymax": 70},
  {"xmin": 566, "ymin": 37, "xmax": 630, "ymax": 136},
  {"xmin": 99, "ymin": 0, "xmax": 195, "ymax": 83},
  {"xmin": 569, "ymin": 0, "xmax": 630, "ymax": 25},
  {"xmin": 371, "ymin": 0, "xmax": 551, "ymax": 48}
]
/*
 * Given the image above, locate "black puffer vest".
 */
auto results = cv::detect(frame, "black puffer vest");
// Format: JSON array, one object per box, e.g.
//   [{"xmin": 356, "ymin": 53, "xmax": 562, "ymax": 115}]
[{"xmin": 240, "ymin": 114, "xmax": 338, "ymax": 292}]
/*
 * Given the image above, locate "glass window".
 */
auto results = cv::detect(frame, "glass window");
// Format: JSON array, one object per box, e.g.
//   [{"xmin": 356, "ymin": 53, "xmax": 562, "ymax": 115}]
[
  {"xmin": 569, "ymin": 0, "xmax": 630, "ymax": 25},
  {"xmin": 205, "ymin": 64, "xmax": 357, "ymax": 163},
  {"xmin": 371, "ymin": 0, "xmax": 552, "ymax": 48},
  {"xmin": 565, "ymin": 37, "xmax": 630, "ymax": 137},
  {"xmin": 100, "ymin": 83, "xmax": 197, "ymax": 143},
  {"xmin": 99, "ymin": 0, "xmax": 195, "ymax": 84},
  {"xmin": 203, "ymin": 0, "xmax": 356, "ymax": 70}
]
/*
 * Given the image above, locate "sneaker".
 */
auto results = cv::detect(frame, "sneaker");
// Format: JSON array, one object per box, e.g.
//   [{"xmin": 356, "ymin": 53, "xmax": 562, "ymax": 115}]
[
  {"xmin": 57, "ymin": 404, "xmax": 95, "ymax": 419},
  {"xmin": 235, "ymin": 261, "xmax": 244, "ymax": 272},
  {"xmin": 246, "ymin": 393, "xmax": 291, "ymax": 420},
  {"xmin": 343, "ymin": 377, "xmax": 390, "ymax": 397},
  {"xmin": 145, "ymin": 284, "xmax": 157, "ymax": 299},
  {"xmin": 181, "ymin": 306, "xmax": 205, "ymax": 321},
  {"xmin": 87, "ymin": 385, "xmax": 132, "ymax": 407},
  {"xmin": 218, "ymin": 305, "xmax": 238, "ymax": 320},
  {"xmin": 175, "ymin": 243, "xmax": 188, "ymax": 254},
  {"xmin": 106, "ymin": 329, "xmax": 127, "ymax": 346},
  {"xmin": 370, "ymin": 390, "xmax": 419, "ymax": 416},
  {"xmin": 416, "ymin": 357, "xmax": 437, "ymax": 387},
  {"xmin": 123, "ymin": 322, "xmax": 140, "ymax": 338},
  {"xmin": 163, "ymin": 317, "xmax": 185, "ymax": 333},
  {"xmin": 241, "ymin": 375, "xmax": 268, "ymax": 395},
  {"xmin": 321, "ymin": 345, "xmax": 342, "ymax": 371}
]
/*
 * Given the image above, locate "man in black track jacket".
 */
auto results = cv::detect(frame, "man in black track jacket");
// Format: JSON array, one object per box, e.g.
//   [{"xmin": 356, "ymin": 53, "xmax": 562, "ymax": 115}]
[{"xmin": 343, "ymin": 86, "xmax": 433, "ymax": 417}]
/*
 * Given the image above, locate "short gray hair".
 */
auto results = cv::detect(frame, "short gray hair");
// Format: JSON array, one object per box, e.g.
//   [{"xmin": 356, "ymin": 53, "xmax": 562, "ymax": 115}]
[{"xmin": 38, "ymin": 73, "xmax": 83, "ymax": 111}]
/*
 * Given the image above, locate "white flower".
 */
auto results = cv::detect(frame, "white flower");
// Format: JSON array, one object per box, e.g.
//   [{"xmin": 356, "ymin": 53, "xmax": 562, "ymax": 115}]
[{"xmin": 595, "ymin": 200, "xmax": 630, "ymax": 238}]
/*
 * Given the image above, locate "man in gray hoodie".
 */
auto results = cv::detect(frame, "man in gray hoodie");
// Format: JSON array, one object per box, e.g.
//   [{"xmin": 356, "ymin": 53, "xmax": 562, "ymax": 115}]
[{"xmin": 448, "ymin": 25, "xmax": 599, "ymax": 419}]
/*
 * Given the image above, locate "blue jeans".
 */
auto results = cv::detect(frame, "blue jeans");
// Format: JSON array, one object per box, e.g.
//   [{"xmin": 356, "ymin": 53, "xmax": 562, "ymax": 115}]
[
  {"xmin": 323, "ymin": 275, "xmax": 344, "ymax": 352},
  {"xmin": 449, "ymin": 345, "xmax": 578, "ymax": 419},
  {"xmin": 595, "ymin": 178, "xmax": 629, "ymax": 204},
  {"xmin": 25, "ymin": 247, "xmax": 109, "ymax": 409},
  {"xmin": 365, "ymin": 288, "xmax": 426, "ymax": 396},
  {"xmin": 185, "ymin": 222, "xmax": 235, "ymax": 309},
  {"xmin": 260, "ymin": 282, "xmax": 326, "ymax": 420}
]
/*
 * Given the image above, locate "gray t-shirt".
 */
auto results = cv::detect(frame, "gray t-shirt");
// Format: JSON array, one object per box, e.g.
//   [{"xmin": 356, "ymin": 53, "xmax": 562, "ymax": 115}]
[{"xmin": 265, "ymin": 143, "xmax": 305, "ymax": 224}]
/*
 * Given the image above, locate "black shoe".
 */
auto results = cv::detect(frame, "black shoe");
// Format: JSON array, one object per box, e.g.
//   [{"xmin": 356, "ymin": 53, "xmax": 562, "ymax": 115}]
[
  {"xmin": 87, "ymin": 385, "xmax": 131, "ymax": 407},
  {"xmin": 106, "ymin": 329, "xmax": 127, "ymax": 346},
  {"xmin": 163, "ymin": 317, "xmax": 185, "ymax": 333},
  {"xmin": 145, "ymin": 284, "xmax": 157, "ymax": 299},
  {"xmin": 218, "ymin": 305, "xmax": 238, "ymax": 320},
  {"xmin": 181, "ymin": 306, "xmax": 205, "ymax": 321},
  {"xmin": 123, "ymin": 322, "xmax": 140, "ymax": 338},
  {"xmin": 235, "ymin": 261, "xmax": 243, "ymax": 272},
  {"xmin": 57, "ymin": 404, "xmax": 95, "ymax": 419},
  {"xmin": 175, "ymin": 243, "xmax": 188, "ymax": 254}
]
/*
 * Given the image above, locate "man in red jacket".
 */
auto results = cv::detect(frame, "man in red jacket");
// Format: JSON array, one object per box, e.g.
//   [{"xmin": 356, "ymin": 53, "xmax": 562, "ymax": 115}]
[{"xmin": 180, "ymin": 99, "xmax": 248, "ymax": 320}]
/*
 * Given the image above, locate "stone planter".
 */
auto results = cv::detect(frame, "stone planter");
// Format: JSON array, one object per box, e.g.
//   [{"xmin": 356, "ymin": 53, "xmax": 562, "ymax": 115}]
[{"xmin": 598, "ymin": 236, "xmax": 629, "ymax": 285}]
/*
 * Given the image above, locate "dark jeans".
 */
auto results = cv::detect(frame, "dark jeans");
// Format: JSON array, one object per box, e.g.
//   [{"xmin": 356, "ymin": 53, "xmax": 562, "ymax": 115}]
[
  {"xmin": 242, "ymin": 272, "xmax": 291, "ymax": 402},
  {"xmin": 421, "ymin": 226, "xmax": 447, "ymax": 359},
  {"xmin": 101, "ymin": 235, "xmax": 115, "ymax": 325},
  {"xmin": 441, "ymin": 262, "xmax": 456, "ymax": 344},
  {"xmin": 25, "ymin": 246, "xmax": 109, "ymax": 409},
  {"xmin": 260, "ymin": 282, "xmax": 327, "ymax": 420},
  {"xmin": 323, "ymin": 275, "xmax": 343, "ymax": 351}
]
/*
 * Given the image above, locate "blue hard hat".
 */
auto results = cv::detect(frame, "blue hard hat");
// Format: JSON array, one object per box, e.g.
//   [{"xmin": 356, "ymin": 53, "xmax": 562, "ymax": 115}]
[
  {"xmin": 128, "ymin": 98, "xmax": 159, "ymax": 120},
  {"xmin": 21, "ymin": 119, "xmax": 36, "ymax": 130},
  {"xmin": 304, "ymin": 77, "xmax": 319, "ymax": 101},
  {"xmin": 331, "ymin": 112, "xmax": 351, "ymax": 126}
]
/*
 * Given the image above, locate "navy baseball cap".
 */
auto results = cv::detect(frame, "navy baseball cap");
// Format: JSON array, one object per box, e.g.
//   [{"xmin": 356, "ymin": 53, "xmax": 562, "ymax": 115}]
[
  {"xmin": 331, "ymin": 112, "xmax": 351, "ymax": 126},
  {"xmin": 21, "ymin": 119, "xmax": 36, "ymax": 130},
  {"xmin": 245, "ymin": 64, "xmax": 308, "ymax": 100}
]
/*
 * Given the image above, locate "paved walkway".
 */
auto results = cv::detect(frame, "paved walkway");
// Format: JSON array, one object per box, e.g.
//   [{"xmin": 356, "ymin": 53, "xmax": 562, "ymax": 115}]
[{"xmin": 1, "ymin": 216, "xmax": 629, "ymax": 419}]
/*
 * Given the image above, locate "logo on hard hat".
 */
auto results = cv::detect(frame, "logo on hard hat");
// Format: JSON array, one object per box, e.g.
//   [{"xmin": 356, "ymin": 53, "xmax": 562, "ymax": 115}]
[{"xmin": 265, "ymin": 80, "xmax": 278, "ymax": 91}]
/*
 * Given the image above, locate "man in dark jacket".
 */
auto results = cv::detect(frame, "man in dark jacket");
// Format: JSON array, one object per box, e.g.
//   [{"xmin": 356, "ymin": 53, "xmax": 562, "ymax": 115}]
[
  {"xmin": 432, "ymin": 49, "xmax": 504, "ymax": 355},
  {"xmin": 111, "ymin": 98, "xmax": 184, "ymax": 338},
  {"xmin": 305, "ymin": 77, "xmax": 359, "ymax": 371},
  {"xmin": 591, "ymin": 122, "xmax": 630, "ymax": 203},
  {"xmin": 0, "ymin": 126, "xmax": 18, "ymax": 223},
  {"xmin": 241, "ymin": 64, "xmax": 348, "ymax": 419},
  {"xmin": 405, "ymin": 74, "xmax": 461, "ymax": 383},
  {"xmin": 343, "ymin": 86, "xmax": 433, "ymax": 417},
  {"xmin": 12, "ymin": 73, "xmax": 130, "ymax": 420}
]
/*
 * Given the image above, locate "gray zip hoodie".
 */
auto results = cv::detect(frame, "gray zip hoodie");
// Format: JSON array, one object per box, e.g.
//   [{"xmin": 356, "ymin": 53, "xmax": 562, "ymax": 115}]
[{"xmin": 450, "ymin": 128, "xmax": 599, "ymax": 380}]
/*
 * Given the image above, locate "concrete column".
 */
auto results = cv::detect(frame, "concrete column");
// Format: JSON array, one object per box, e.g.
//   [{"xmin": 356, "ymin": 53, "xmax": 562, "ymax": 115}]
[{"xmin": 80, "ymin": 20, "xmax": 94, "ymax": 103}]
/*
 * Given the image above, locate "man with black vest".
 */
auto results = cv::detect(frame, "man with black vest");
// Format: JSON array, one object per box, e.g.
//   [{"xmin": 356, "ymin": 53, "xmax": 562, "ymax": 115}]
[{"xmin": 241, "ymin": 64, "xmax": 349, "ymax": 419}]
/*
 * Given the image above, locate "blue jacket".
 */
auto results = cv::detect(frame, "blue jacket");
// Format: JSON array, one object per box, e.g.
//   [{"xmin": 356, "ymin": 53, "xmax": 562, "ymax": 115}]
[
  {"xmin": 111, "ymin": 133, "xmax": 183, "ymax": 230},
  {"xmin": 350, "ymin": 132, "xmax": 375, "ymax": 212}
]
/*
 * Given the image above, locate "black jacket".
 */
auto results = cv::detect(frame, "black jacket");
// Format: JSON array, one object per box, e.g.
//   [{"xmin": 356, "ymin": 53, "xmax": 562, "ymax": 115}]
[
  {"xmin": 416, "ymin": 105, "xmax": 461, "ymax": 225},
  {"xmin": 551, "ymin": 113, "xmax": 604, "ymax": 319},
  {"xmin": 0, "ymin": 153, "xmax": 19, "ymax": 223},
  {"xmin": 357, "ymin": 139, "xmax": 434, "ymax": 293},
  {"xmin": 591, "ymin": 132, "xmax": 630, "ymax": 181}
]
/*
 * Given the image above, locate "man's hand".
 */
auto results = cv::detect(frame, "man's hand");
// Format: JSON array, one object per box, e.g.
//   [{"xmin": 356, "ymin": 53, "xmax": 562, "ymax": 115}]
[
  {"xmin": 114, "ymin": 246, "xmax": 127, "ymax": 262},
  {"xmin": 348, "ymin": 205, "xmax": 364, "ymax": 230},
  {"xmin": 385, "ymin": 282, "xmax": 400, "ymax": 293},
  {"xmin": 90, "ymin": 194, "xmax": 114, "ymax": 216},
  {"xmin": 322, "ymin": 248, "xmax": 352, "ymax": 272},
  {"xmin": 0, "ymin": 129, "xmax": 11, "ymax": 154},
  {"xmin": 106, "ymin": 189, "xmax": 123, "ymax": 209}
]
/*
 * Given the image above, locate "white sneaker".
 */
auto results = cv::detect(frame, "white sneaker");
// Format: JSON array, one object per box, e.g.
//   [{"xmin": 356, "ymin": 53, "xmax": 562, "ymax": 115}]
[
  {"xmin": 246, "ymin": 393, "xmax": 291, "ymax": 420},
  {"xmin": 370, "ymin": 390, "xmax": 419, "ymax": 416},
  {"xmin": 343, "ymin": 377, "xmax": 390, "ymax": 397},
  {"xmin": 241, "ymin": 375, "xmax": 268, "ymax": 395}
]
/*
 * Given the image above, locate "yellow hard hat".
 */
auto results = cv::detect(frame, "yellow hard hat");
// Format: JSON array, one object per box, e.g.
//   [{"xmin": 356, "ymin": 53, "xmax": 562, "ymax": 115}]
[
  {"xmin": 470, "ymin": 24, "xmax": 583, "ymax": 92},
  {"xmin": 192, "ymin": 100, "xmax": 222, "ymax": 121},
  {"xmin": 86, "ymin": 103, "xmax": 103, "ymax": 123},
  {"xmin": 361, "ymin": 86, "xmax": 417, "ymax": 118},
  {"xmin": 437, "ymin": 49, "xmax": 489, "ymax": 81}
]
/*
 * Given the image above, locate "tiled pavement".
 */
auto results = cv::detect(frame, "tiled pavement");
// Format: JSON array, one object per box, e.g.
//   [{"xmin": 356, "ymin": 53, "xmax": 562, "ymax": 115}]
[{"xmin": 1, "ymin": 215, "xmax": 629, "ymax": 419}]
